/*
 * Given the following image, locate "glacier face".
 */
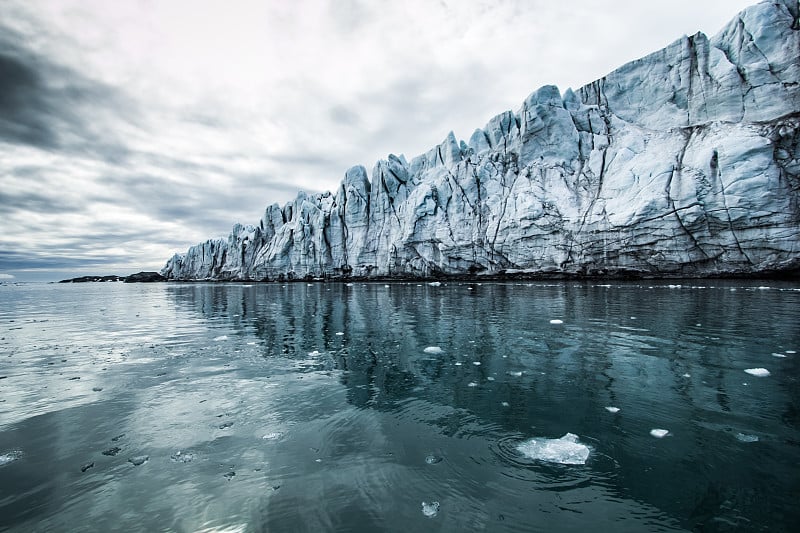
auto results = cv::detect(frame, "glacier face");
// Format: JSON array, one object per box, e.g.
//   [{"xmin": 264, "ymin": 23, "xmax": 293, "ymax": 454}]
[{"xmin": 162, "ymin": 0, "xmax": 800, "ymax": 281}]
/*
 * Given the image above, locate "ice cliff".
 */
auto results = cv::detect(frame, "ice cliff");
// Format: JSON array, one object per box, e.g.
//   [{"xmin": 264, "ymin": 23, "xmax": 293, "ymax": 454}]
[{"xmin": 162, "ymin": 0, "xmax": 800, "ymax": 280}]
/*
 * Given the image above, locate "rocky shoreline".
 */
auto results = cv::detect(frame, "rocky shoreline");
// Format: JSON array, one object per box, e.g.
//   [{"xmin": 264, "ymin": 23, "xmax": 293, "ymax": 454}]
[{"xmin": 59, "ymin": 272, "xmax": 166, "ymax": 283}]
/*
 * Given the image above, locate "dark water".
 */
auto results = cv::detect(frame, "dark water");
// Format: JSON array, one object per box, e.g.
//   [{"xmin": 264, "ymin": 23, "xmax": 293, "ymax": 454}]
[{"xmin": 0, "ymin": 281, "xmax": 798, "ymax": 532}]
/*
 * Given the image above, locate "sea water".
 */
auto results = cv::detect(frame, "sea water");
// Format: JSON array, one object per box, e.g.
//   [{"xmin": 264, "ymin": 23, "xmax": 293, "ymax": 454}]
[{"xmin": 0, "ymin": 280, "xmax": 798, "ymax": 531}]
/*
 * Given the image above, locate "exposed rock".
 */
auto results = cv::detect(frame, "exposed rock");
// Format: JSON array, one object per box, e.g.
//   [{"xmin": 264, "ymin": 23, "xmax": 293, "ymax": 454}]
[
  {"xmin": 162, "ymin": 0, "xmax": 800, "ymax": 281},
  {"xmin": 124, "ymin": 272, "xmax": 166, "ymax": 283}
]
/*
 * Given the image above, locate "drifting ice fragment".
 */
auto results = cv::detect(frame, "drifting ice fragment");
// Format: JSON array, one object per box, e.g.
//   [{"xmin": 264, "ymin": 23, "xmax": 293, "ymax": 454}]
[
  {"xmin": 786, "ymin": 350, "xmax": 796, "ymax": 354},
  {"xmin": 650, "ymin": 429, "xmax": 669, "ymax": 438},
  {"xmin": 467, "ymin": 382, "xmax": 478, "ymax": 387},
  {"xmin": 213, "ymin": 335, "xmax": 228, "ymax": 341},
  {"xmin": 549, "ymin": 319, "xmax": 564, "ymax": 325},
  {"xmin": 772, "ymin": 353, "xmax": 787, "ymax": 358},
  {"xmin": 421, "ymin": 501, "xmax": 440, "ymax": 517},
  {"xmin": 508, "ymin": 371, "xmax": 522, "ymax": 377},
  {"xmin": 516, "ymin": 433, "xmax": 590, "ymax": 465},
  {"xmin": 128, "ymin": 455, "xmax": 149, "ymax": 466},
  {"xmin": 744, "ymin": 368, "xmax": 770, "ymax": 377},
  {"xmin": 170, "ymin": 451, "xmax": 195, "ymax": 463},
  {"xmin": 472, "ymin": 361, "xmax": 481, "ymax": 366},
  {"xmin": 423, "ymin": 346, "xmax": 444, "ymax": 354},
  {"xmin": 335, "ymin": 332, "xmax": 344, "ymax": 336},
  {"xmin": 0, "ymin": 450, "xmax": 22, "ymax": 466},
  {"xmin": 735, "ymin": 433, "xmax": 759, "ymax": 443},
  {"xmin": 425, "ymin": 454, "xmax": 443, "ymax": 464},
  {"xmin": 428, "ymin": 282, "xmax": 441, "ymax": 287},
  {"xmin": 501, "ymin": 401, "xmax": 509, "ymax": 407},
  {"xmin": 262, "ymin": 432, "xmax": 282, "ymax": 440},
  {"xmin": 605, "ymin": 406, "xmax": 620, "ymax": 413}
]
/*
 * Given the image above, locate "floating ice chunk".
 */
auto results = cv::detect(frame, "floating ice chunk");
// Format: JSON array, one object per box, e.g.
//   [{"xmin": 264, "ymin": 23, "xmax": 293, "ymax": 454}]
[
  {"xmin": 423, "ymin": 346, "xmax": 444, "ymax": 354},
  {"xmin": 335, "ymin": 332, "xmax": 344, "ymax": 336},
  {"xmin": 384, "ymin": 285, "xmax": 390, "ymax": 288},
  {"xmin": 170, "ymin": 451, "xmax": 195, "ymax": 463},
  {"xmin": 650, "ymin": 429, "xmax": 669, "ymax": 438},
  {"xmin": 516, "ymin": 433, "xmax": 590, "ymax": 465},
  {"xmin": 308, "ymin": 350, "xmax": 321, "ymax": 356},
  {"xmin": 128, "ymin": 455, "xmax": 149, "ymax": 466},
  {"xmin": 501, "ymin": 401, "xmax": 509, "ymax": 407},
  {"xmin": 428, "ymin": 282, "xmax": 441, "ymax": 287},
  {"xmin": 247, "ymin": 342, "xmax": 256, "ymax": 346},
  {"xmin": 0, "ymin": 450, "xmax": 22, "ymax": 466},
  {"xmin": 508, "ymin": 371, "xmax": 522, "ymax": 377},
  {"xmin": 425, "ymin": 454, "xmax": 443, "ymax": 464},
  {"xmin": 213, "ymin": 335, "xmax": 228, "ymax": 341},
  {"xmin": 735, "ymin": 433, "xmax": 759, "ymax": 443},
  {"xmin": 682, "ymin": 373, "xmax": 691, "ymax": 378},
  {"xmin": 454, "ymin": 362, "xmax": 462, "ymax": 366},
  {"xmin": 744, "ymin": 368, "xmax": 770, "ymax": 377},
  {"xmin": 605, "ymin": 406, "xmax": 620, "ymax": 413},
  {"xmin": 345, "ymin": 283, "xmax": 354, "ymax": 287},
  {"xmin": 262, "ymin": 432, "xmax": 282, "ymax": 440},
  {"xmin": 472, "ymin": 361, "xmax": 481, "ymax": 366},
  {"xmin": 549, "ymin": 319, "xmax": 564, "ymax": 325},
  {"xmin": 467, "ymin": 382, "xmax": 478, "ymax": 387},
  {"xmin": 771, "ymin": 353, "xmax": 787, "ymax": 358},
  {"xmin": 487, "ymin": 376, "xmax": 495, "ymax": 381},
  {"xmin": 786, "ymin": 350, "xmax": 796, "ymax": 354},
  {"xmin": 421, "ymin": 501, "xmax": 440, "ymax": 517}
]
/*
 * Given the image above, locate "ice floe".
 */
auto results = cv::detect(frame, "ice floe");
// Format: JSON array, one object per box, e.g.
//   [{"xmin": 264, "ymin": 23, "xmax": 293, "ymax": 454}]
[
  {"xmin": 786, "ymin": 350, "xmax": 796, "ymax": 354},
  {"xmin": 467, "ymin": 382, "xmax": 478, "ymax": 387},
  {"xmin": 549, "ymin": 319, "xmax": 564, "ymax": 325},
  {"xmin": 0, "ymin": 450, "xmax": 22, "ymax": 466},
  {"xmin": 421, "ymin": 501, "xmax": 440, "ymax": 517},
  {"xmin": 262, "ymin": 432, "xmax": 283, "ymax": 440},
  {"xmin": 335, "ymin": 332, "xmax": 344, "ymax": 336},
  {"xmin": 772, "ymin": 353, "xmax": 787, "ymax": 358},
  {"xmin": 507, "ymin": 371, "xmax": 522, "ymax": 377},
  {"xmin": 515, "ymin": 433, "xmax": 590, "ymax": 465},
  {"xmin": 128, "ymin": 455, "xmax": 149, "ymax": 466},
  {"xmin": 650, "ymin": 429, "xmax": 669, "ymax": 438},
  {"xmin": 213, "ymin": 335, "xmax": 228, "ymax": 341},
  {"xmin": 423, "ymin": 346, "xmax": 444, "ymax": 354},
  {"xmin": 735, "ymin": 433, "xmax": 759, "ymax": 443},
  {"xmin": 744, "ymin": 368, "xmax": 770, "ymax": 377},
  {"xmin": 170, "ymin": 451, "xmax": 195, "ymax": 463},
  {"xmin": 605, "ymin": 406, "xmax": 620, "ymax": 413},
  {"xmin": 501, "ymin": 402, "xmax": 509, "ymax": 407},
  {"xmin": 425, "ymin": 454, "xmax": 443, "ymax": 465}
]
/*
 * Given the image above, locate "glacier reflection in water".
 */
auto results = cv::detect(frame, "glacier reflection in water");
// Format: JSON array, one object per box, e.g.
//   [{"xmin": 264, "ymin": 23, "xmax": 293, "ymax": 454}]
[{"xmin": 0, "ymin": 280, "xmax": 798, "ymax": 531}]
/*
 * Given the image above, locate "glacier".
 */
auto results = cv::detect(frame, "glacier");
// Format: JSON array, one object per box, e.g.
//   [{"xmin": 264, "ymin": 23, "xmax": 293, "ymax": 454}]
[{"xmin": 162, "ymin": 0, "xmax": 800, "ymax": 281}]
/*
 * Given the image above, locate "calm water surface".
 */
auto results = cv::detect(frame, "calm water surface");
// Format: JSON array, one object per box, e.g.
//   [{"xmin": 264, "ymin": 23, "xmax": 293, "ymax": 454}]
[{"xmin": 0, "ymin": 281, "xmax": 798, "ymax": 532}]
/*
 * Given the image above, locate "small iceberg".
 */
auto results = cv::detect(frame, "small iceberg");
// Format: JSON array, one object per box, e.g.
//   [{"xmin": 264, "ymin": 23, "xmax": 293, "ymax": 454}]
[
  {"xmin": 516, "ymin": 433, "xmax": 590, "ymax": 465},
  {"xmin": 421, "ymin": 501, "xmax": 440, "ymax": 517},
  {"xmin": 744, "ymin": 368, "xmax": 770, "ymax": 377},
  {"xmin": 772, "ymin": 353, "xmax": 787, "ymax": 358},
  {"xmin": 335, "ymin": 332, "xmax": 344, "ymax": 336},
  {"xmin": 549, "ymin": 319, "xmax": 564, "ymax": 325},
  {"xmin": 128, "ymin": 455, "xmax": 149, "ymax": 466},
  {"xmin": 605, "ymin": 406, "xmax": 620, "ymax": 413},
  {"xmin": 213, "ymin": 335, "xmax": 228, "ymax": 342},
  {"xmin": 423, "ymin": 346, "xmax": 444, "ymax": 354},
  {"xmin": 428, "ymin": 281, "xmax": 441, "ymax": 287},
  {"xmin": 650, "ymin": 429, "xmax": 669, "ymax": 438},
  {"xmin": 170, "ymin": 451, "xmax": 195, "ymax": 463}
]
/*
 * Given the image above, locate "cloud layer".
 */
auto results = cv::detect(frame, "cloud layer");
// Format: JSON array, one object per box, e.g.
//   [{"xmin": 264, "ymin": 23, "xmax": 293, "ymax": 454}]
[{"xmin": 0, "ymin": 0, "xmax": 755, "ymax": 281}]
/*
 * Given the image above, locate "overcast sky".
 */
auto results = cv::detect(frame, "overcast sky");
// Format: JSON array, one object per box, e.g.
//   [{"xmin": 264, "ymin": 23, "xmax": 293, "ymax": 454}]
[{"xmin": 0, "ymin": 0, "xmax": 756, "ymax": 281}]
